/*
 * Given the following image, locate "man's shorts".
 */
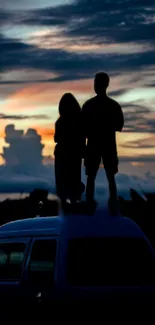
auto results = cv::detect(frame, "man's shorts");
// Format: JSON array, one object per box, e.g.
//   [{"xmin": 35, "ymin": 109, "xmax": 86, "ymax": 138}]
[{"xmin": 85, "ymin": 152, "xmax": 118, "ymax": 176}]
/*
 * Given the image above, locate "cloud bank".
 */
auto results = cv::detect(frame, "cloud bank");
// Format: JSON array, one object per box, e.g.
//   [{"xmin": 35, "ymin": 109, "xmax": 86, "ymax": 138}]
[
  {"xmin": 1, "ymin": 124, "xmax": 44, "ymax": 167},
  {"xmin": 0, "ymin": 124, "xmax": 154, "ymax": 200}
]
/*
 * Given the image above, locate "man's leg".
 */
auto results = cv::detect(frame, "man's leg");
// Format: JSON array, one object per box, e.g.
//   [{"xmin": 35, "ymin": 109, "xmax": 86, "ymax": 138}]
[
  {"xmin": 86, "ymin": 156, "xmax": 100, "ymax": 203},
  {"xmin": 86, "ymin": 174, "xmax": 96, "ymax": 202},
  {"xmin": 106, "ymin": 170, "xmax": 117, "ymax": 201},
  {"xmin": 105, "ymin": 170, "xmax": 118, "ymax": 214}
]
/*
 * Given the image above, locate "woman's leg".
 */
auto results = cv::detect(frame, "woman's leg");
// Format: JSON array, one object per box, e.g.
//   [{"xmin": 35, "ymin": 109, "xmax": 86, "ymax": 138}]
[
  {"xmin": 69, "ymin": 156, "xmax": 82, "ymax": 203},
  {"xmin": 55, "ymin": 154, "xmax": 66, "ymax": 201}
]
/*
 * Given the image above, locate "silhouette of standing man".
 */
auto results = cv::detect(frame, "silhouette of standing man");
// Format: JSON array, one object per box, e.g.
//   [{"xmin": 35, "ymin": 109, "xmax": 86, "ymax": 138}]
[{"xmin": 82, "ymin": 72, "xmax": 124, "ymax": 214}]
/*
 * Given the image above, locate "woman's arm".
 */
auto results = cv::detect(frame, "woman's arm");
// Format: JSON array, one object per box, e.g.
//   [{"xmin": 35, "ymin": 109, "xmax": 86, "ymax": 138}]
[{"xmin": 81, "ymin": 109, "xmax": 87, "ymax": 158}]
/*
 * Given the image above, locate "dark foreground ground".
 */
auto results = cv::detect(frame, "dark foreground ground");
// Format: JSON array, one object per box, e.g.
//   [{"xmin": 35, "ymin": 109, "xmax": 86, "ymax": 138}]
[
  {"xmin": 0, "ymin": 189, "xmax": 155, "ymax": 321},
  {"xmin": 0, "ymin": 188, "xmax": 154, "ymax": 248}
]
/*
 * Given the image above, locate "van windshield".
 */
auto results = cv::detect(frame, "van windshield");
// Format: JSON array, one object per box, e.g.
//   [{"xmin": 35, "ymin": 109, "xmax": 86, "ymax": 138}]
[{"xmin": 67, "ymin": 237, "xmax": 155, "ymax": 286}]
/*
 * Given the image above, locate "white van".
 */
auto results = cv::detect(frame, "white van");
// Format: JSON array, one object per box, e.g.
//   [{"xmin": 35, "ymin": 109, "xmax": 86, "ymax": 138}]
[{"xmin": 0, "ymin": 201, "xmax": 155, "ymax": 319}]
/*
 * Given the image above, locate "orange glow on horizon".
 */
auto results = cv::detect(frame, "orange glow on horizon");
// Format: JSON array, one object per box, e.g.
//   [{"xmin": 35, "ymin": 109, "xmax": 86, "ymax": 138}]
[
  {"xmin": 131, "ymin": 162, "xmax": 145, "ymax": 166},
  {"xmin": 2, "ymin": 79, "xmax": 93, "ymax": 112},
  {"xmin": 33, "ymin": 125, "xmax": 55, "ymax": 140}
]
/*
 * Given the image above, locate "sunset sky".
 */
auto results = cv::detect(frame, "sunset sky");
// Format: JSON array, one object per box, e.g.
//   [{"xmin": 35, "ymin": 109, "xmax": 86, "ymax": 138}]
[{"xmin": 0, "ymin": 0, "xmax": 155, "ymax": 177}]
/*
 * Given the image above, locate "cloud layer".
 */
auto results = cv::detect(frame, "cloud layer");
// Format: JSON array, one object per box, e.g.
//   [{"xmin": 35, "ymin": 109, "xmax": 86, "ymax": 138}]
[
  {"xmin": 1, "ymin": 0, "xmax": 155, "ymax": 81},
  {"xmin": 0, "ymin": 122, "xmax": 153, "ymax": 199},
  {"xmin": 0, "ymin": 0, "xmax": 155, "ymax": 173}
]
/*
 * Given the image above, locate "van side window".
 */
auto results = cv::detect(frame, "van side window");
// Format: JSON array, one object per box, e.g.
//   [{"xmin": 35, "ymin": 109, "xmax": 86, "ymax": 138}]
[
  {"xmin": 28, "ymin": 240, "xmax": 56, "ymax": 287},
  {"xmin": 0, "ymin": 243, "xmax": 25, "ymax": 281}
]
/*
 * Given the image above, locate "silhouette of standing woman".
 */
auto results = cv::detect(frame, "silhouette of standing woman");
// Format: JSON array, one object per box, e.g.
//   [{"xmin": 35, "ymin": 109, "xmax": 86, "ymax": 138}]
[{"xmin": 54, "ymin": 93, "xmax": 85, "ymax": 206}]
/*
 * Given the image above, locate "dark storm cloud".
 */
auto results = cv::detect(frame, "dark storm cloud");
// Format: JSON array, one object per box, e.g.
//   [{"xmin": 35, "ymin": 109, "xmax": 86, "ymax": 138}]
[
  {"xmin": 0, "ymin": 6, "xmax": 67, "ymax": 27},
  {"xmin": 124, "ymin": 123, "xmax": 155, "ymax": 133},
  {"xmin": 1, "ymin": 0, "xmax": 155, "ymax": 45},
  {"xmin": 122, "ymin": 103, "xmax": 155, "ymax": 133},
  {"xmin": 0, "ymin": 113, "xmax": 49, "ymax": 120},
  {"xmin": 0, "ymin": 33, "xmax": 80, "ymax": 76},
  {"xmin": 0, "ymin": 33, "xmax": 35, "ymax": 72},
  {"xmin": 0, "ymin": 10, "xmax": 11, "ymax": 26},
  {"xmin": 122, "ymin": 103, "xmax": 150, "ymax": 113},
  {"xmin": 64, "ymin": 0, "xmax": 155, "ymax": 45},
  {"xmin": 0, "ymin": 32, "xmax": 155, "ymax": 136},
  {"xmin": 145, "ymin": 83, "xmax": 155, "ymax": 87},
  {"xmin": 120, "ymin": 155, "xmax": 155, "ymax": 162},
  {"xmin": 0, "ymin": 31, "xmax": 155, "ymax": 82},
  {"xmin": 66, "ymin": 9, "xmax": 155, "ymax": 45},
  {"xmin": 109, "ymin": 89, "xmax": 130, "ymax": 97},
  {"xmin": 0, "ymin": 0, "xmax": 155, "ymax": 84},
  {"xmin": 123, "ymin": 123, "xmax": 155, "ymax": 133},
  {"xmin": 124, "ymin": 112, "xmax": 155, "ymax": 132}
]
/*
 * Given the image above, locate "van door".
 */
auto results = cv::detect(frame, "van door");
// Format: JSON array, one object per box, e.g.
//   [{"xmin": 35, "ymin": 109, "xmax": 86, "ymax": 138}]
[
  {"xmin": 67, "ymin": 237, "xmax": 155, "ymax": 306},
  {"xmin": 24, "ymin": 236, "xmax": 58, "ymax": 316},
  {"xmin": 0, "ymin": 237, "xmax": 31, "ymax": 316}
]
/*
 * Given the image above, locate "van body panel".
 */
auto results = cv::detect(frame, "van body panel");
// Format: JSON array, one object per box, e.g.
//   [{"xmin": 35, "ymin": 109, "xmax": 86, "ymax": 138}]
[{"xmin": 0, "ymin": 213, "xmax": 155, "ymax": 316}]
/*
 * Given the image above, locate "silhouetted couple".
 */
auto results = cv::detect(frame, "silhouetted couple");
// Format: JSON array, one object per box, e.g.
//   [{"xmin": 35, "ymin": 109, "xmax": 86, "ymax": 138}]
[{"xmin": 54, "ymin": 72, "xmax": 124, "ymax": 214}]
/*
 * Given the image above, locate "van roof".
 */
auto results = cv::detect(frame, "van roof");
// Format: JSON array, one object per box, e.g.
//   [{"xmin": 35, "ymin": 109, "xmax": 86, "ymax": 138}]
[
  {"xmin": 0, "ymin": 208, "xmax": 147, "ymax": 240},
  {"xmin": 0, "ymin": 216, "xmax": 62, "ymax": 237}
]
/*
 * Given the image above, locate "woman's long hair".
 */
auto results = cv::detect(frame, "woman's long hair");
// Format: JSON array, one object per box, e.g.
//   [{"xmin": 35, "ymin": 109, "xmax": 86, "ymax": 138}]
[{"xmin": 59, "ymin": 93, "xmax": 81, "ymax": 118}]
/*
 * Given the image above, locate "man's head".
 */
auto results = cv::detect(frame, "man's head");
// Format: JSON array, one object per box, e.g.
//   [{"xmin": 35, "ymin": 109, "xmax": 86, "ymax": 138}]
[{"xmin": 94, "ymin": 72, "xmax": 110, "ymax": 95}]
